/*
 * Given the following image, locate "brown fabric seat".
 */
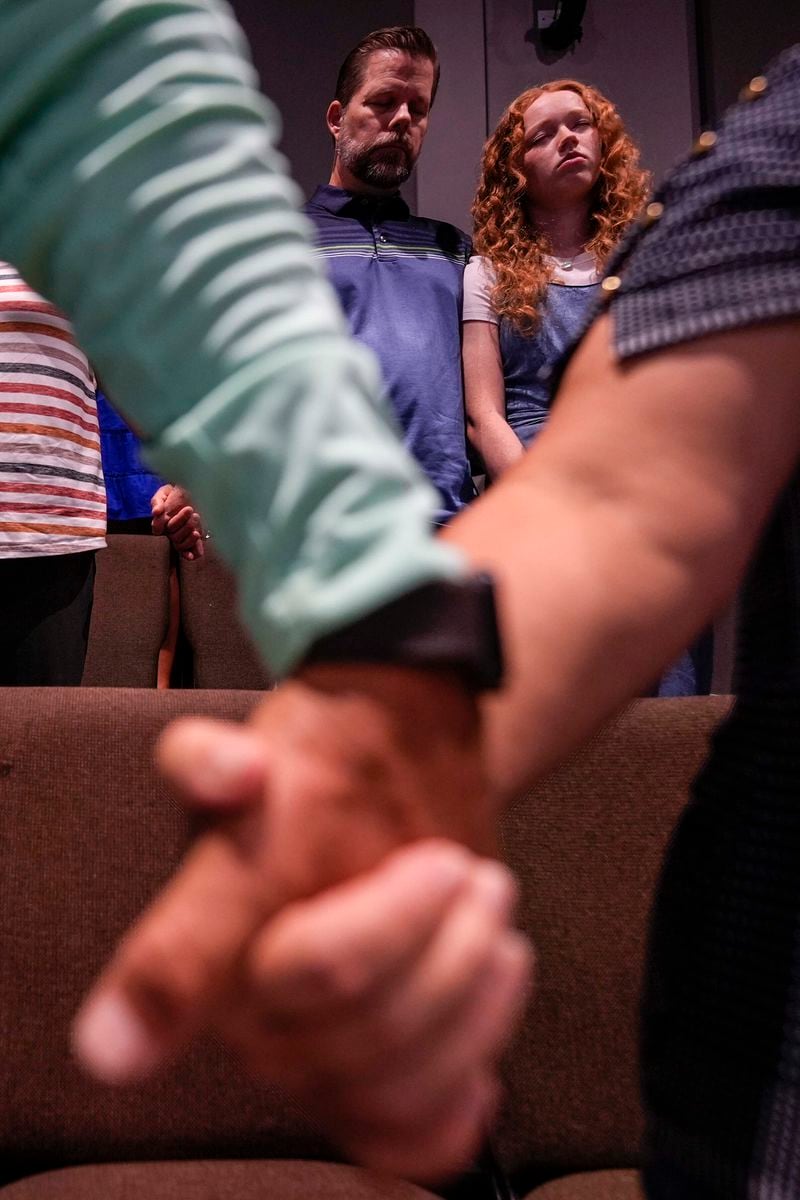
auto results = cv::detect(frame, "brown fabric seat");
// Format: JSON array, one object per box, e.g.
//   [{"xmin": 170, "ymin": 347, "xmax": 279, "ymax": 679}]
[
  {"xmin": 82, "ymin": 534, "xmax": 172, "ymax": 687},
  {"xmin": 177, "ymin": 545, "xmax": 271, "ymax": 689},
  {"xmin": 0, "ymin": 689, "xmax": 730, "ymax": 1196},
  {"xmin": 0, "ymin": 688, "xmax": 328, "ymax": 1187},
  {"xmin": 525, "ymin": 1167, "xmax": 644, "ymax": 1198},
  {"xmin": 493, "ymin": 697, "xmax": 731, "ymax": 1188},
  {"xmin": 0, "ymin": 1160, "xmax": 438, "ymax": 1199}
]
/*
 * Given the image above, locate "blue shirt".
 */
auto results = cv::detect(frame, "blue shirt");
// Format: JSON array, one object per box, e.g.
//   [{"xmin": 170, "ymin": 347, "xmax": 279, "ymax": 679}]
[
  {"xmin": 303, "ymin": 185, "xmax": 475, "ymax": 523},
  {"xmin": 96, "ymin": 392, "xmax": 164, "ymax": 522}
]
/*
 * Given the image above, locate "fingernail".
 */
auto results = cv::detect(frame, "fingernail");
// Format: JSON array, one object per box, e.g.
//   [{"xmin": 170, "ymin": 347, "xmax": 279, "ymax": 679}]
[
  {"xmin": 471, "ymin": 861, "xmax": 515, "ymax": 915},
  {"xmin": 72, "ymin": 994, "xmax": 161, "ymax": 1084},
  {"xmin": 418, "ymin": 842, "xmax": 472, "ymax": 891},
  {"xmin": 200, "ymin": 739, "xmax": 264, "ymax": 795}
]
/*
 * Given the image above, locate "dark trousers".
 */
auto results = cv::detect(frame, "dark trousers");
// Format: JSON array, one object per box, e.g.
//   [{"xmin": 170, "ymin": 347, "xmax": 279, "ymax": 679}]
[{"xmin": 0, "ymin": 551, "xmax": 96, "ymax": 685}]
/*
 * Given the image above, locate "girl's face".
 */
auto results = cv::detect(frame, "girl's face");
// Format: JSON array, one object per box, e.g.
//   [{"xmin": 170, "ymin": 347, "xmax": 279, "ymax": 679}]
[{"xmin": 521, "ymin": 89, "xmax": 602, "ymax": 209}]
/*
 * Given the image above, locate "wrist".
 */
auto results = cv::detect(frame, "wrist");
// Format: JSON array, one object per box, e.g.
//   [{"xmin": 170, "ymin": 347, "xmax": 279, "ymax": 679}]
[
  {"xmin": 300, "ymin": 574, "xmax": 504, "ymax": 693},
  {"xmin": 287, "ymin": 663, "xmax": 499, "ymax": 851}
]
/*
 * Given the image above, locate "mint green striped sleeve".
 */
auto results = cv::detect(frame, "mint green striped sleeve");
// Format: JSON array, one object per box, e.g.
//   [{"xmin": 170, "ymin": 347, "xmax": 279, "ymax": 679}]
[{"xmin": 0, "ymin": 0, "xmax": 465, "ymax": 675}]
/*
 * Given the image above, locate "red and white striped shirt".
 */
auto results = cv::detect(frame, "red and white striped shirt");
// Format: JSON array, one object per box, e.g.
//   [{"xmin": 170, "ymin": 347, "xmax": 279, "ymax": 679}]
[{"xmin": 0, "ymin": 263, "xmax": 105, "ymax": 557}]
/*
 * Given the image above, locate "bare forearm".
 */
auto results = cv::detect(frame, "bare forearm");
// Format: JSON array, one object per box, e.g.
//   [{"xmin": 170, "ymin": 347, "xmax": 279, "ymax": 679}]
[
  {"xmin": 446, "ymin": 316, "xmax": 800, "ymax": 801},
  {"xmin": 468, "ymin": 412, "xmax": 525, "ymax": 481},
  {"xmin": 463, "ymin": 321, "xmax": 521, "ymax": 481},
  {"xmin": 450, "ymin": 465, "xmax": 731, "ymax": 798}
]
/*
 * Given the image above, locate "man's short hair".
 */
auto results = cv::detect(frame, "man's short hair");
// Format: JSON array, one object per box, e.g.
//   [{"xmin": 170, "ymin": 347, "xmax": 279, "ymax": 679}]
[{"xmin": 335, "ymin": 26, "xmax": 440, "ymax": 109}]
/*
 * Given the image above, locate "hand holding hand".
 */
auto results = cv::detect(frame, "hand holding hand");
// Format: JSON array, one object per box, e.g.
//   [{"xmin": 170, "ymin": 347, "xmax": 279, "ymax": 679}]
[
  {"xmin": 230, "ymin": 840, "xmax": 531, "ymax": 1180},
  {"xmin": 150, "ymin": 483, "xmax": 204, "ymax": 560},
  {"xmin": 71, "ymin": 667, "xmax": 527, "ymax": 1179}
]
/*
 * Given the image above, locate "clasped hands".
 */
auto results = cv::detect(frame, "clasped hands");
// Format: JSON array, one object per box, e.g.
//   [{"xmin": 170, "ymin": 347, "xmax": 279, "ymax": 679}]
[
  {"xmin": 72, "ymin": 664, "xmax": 532, "ymax": 1181},
  {"xmin": 150, "ymin": 483, "xmax": 205, "ymax": 559}
]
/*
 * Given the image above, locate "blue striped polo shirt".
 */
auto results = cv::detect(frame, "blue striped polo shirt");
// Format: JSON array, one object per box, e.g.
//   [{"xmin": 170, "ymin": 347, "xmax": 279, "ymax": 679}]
[{"xmin": 303, "ymin": 185, "xmax": 475, "ymax": 523}]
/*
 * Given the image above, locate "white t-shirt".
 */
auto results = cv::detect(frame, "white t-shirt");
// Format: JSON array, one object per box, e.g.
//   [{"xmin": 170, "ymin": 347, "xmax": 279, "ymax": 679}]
[{"xmin": 462, "ymin": 252, "xmax": 600, "ymax": 324}]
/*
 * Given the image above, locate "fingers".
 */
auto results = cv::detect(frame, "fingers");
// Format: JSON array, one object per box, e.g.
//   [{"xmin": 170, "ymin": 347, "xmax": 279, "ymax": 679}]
[
  {"xmin": 244, "ymin": 854, "xmax": 531, "ymax": 1083},
  {"xmin": 151, "ymin": 483, "xmax": 192, "ymax": 513},
  {"xmin": 156, "ymin": 717, "xmax": 270, "ymax": 810},
  {"xmin": 180, "ymin": 534, "xmax": 205, "ymax": 561},
  {"xmin": 316, "ymin": 926, "xmax": 530, "ymax": 1183},
  {"xmin": 225, "ymin": 842, "xmax": 533, "ymax": 1181},
  {"xmin": 165, "ymin": 504, "xmax": 195, "ymax": 534},
  {"xmin": 150, "ymin": 483, "xmax": 174, "ymax": 534},
  {"xmin": 246, "ymin": 840, "xmax": 482, "ymax": 1021},
  {"xmin": 150, "ymin": 484, "xmax": 172, "ymax": 514},
  {"xmin": 150, "ymin": 484, "xmax": 203, "ymax": 556},
  {"xmin": 344, "ymin": 927, "xmax": 530, "ymax": 1121},
  {"xmin": 72, "ymin": 827, "xmax": 278, "ymax": 1084},
  {"xmin": 346, "ymin": 1068, "xmax": 500, "ymax": 1182},
  {"xmin": 73, "ymin": 717, "xmax": 277, "ymax": 1084},
  {"xmin": 70, "ymin": 668, "xmax": 505, "ymax": 1188},
  {"xmin": 166, "ymin": 506, "xmax": 202, "ymax": 554}
]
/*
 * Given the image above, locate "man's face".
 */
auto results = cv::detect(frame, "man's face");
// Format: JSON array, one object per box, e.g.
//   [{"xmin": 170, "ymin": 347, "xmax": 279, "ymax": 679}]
[{"xmin": 327, "ymin": 49, "xmax": 434, "ymax": 193}]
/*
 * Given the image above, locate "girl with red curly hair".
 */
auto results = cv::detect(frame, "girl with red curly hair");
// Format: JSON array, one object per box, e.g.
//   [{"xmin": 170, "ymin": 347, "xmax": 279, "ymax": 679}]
[{"xmin": 463, "ymin": 80, "xmax": 649, "ymax": 478}]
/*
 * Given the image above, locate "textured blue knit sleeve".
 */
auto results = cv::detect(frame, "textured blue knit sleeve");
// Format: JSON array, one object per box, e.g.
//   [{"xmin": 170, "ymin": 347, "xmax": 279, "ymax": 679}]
[{"xmin": 607, "ymin": 46, "xmax": 800, "ymax": 360}]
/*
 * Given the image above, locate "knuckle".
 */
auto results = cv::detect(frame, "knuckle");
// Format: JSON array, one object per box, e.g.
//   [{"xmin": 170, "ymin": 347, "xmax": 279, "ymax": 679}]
[
  {"xmin": 294, "ymin": 947, "xmax": 372, "ymax": 1008},
  {"xmin": 119, "ymin": 929, "xmax": 212, "ymax": 1029}
]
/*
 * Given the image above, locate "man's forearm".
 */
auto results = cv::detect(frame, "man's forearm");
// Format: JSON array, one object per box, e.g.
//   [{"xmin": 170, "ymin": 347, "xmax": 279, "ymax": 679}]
[
  {"xmin": 445, "ymin": 315, "xmax": 800, "ymax": 802},
  {"xmin": 0, "ymin": 0, "xmax": 462, "ymax": 674}
]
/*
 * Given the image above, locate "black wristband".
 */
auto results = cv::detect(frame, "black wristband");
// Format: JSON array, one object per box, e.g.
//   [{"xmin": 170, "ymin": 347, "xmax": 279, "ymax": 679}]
[{"xmin": 301, "ymin": 573, "xmax": 503, "ymax": 691}]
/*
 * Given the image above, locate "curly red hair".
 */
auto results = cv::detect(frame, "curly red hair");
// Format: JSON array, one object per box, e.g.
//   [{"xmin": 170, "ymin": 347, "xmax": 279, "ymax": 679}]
[{"xmin": 472, "ymin": 80, "xmax": 650, "ymax": 332}]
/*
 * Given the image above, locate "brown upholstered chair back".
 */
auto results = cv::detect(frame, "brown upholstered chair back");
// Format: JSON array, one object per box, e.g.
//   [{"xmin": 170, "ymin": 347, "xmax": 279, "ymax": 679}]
[
  {"xmin": 0, "ymin": 688, "xmax": 730, "ymax": 1193},
  {"xmin": 0, "ymin": 688, "xmax": 330, "ymax": 1188},
  {"xmin": 177, "ymin": 547, "xmax": 272, "ymax": 689},
  {"xmin": 494, "ymin": 696, "xmax": 731, "ymax": 1188},
  {"xmin": 82, "ymin": 535, "xmax": 172, "ymax": 687}
]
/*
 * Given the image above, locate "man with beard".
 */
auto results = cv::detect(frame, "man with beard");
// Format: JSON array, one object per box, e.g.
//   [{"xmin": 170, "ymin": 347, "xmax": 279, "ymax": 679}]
[{"xmin": 303, "ymin": 27, "xmax": 475, "ymax": 523}]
